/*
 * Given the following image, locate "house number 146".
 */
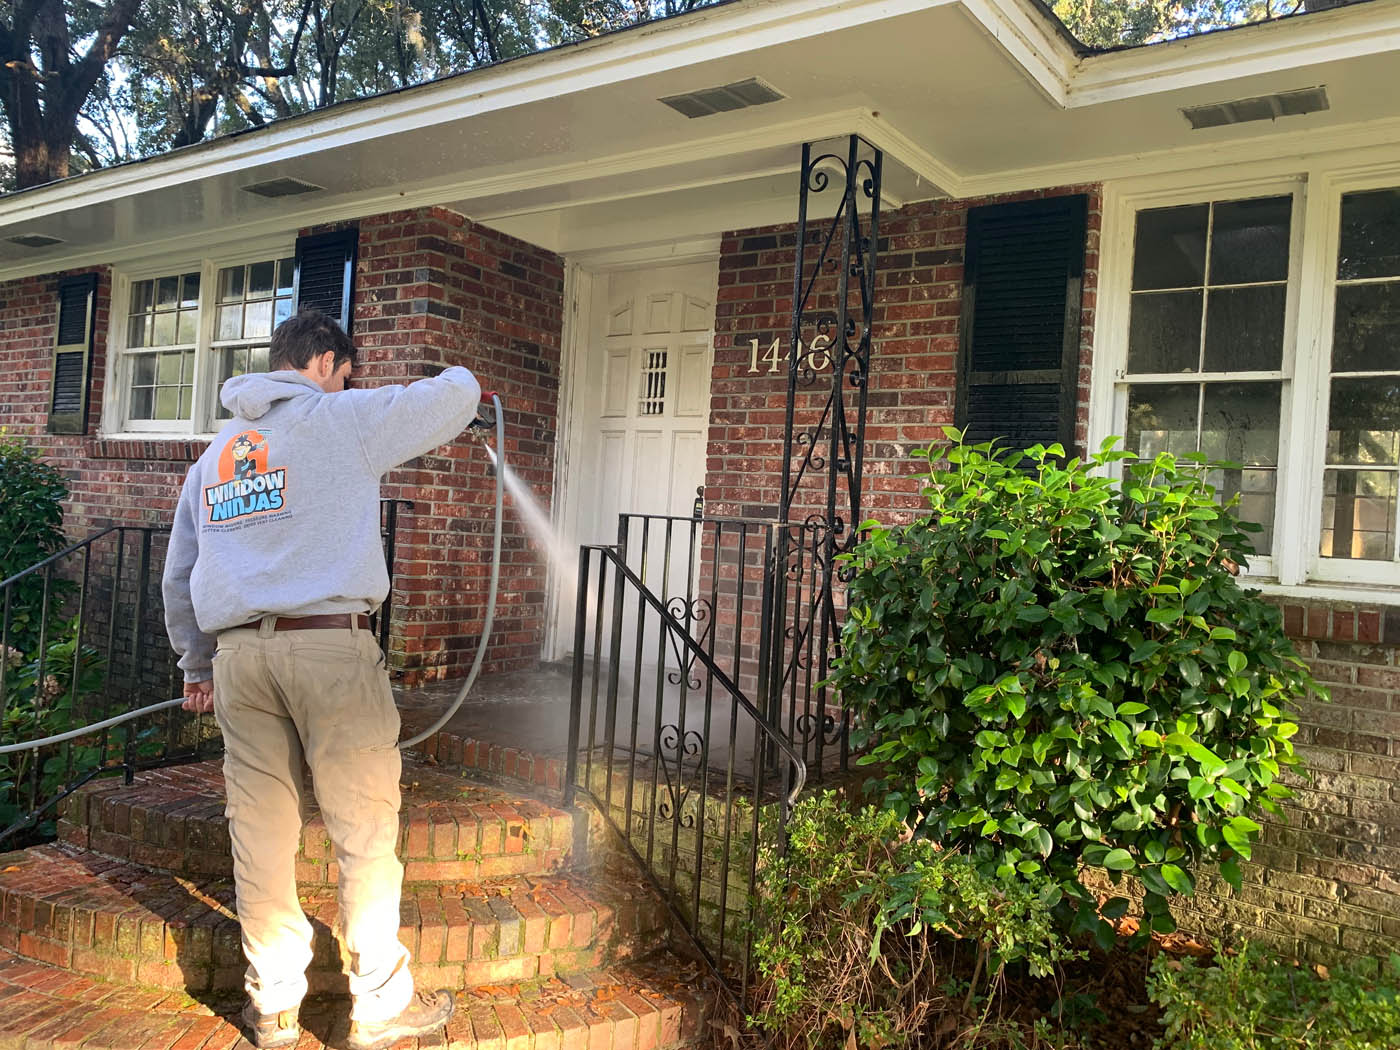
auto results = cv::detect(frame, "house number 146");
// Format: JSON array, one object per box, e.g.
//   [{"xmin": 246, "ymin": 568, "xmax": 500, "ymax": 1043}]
[{"xmin": 747, "ymin": 334, "xmax": 833, "ymax": 374}]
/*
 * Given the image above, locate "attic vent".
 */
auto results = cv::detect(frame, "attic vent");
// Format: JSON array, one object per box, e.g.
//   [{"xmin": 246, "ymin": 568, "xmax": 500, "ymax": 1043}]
[
  {"xmin": 1182, "ymin": 86, "xmax": 1329, "ymax": 130},
  {"xmin": 242, "ymin": 177, "xmax": 324, "ymax": 198},
  {"xmin": 7, "ymin": 233, "xmax": 64, "ymax": 248},
  {"xmin": 660, "ymin": 77, "xmax": 785, "ymax": 118}
]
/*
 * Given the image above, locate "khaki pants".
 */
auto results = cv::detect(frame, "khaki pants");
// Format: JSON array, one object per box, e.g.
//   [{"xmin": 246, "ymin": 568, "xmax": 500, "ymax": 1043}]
[{"xmin": 213, "ymin": 618, "xmax": 414, "ymax": 1022}]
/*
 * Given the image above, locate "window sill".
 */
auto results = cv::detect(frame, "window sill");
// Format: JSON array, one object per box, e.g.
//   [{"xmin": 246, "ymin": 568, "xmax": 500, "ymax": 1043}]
[
  {"xmin": 90, "ymin": 435, "xmax": 210, "ymax": 463},
  {"xmin": 1250, "ymin": 579, "xmax": 1400, "ymax": 607}
]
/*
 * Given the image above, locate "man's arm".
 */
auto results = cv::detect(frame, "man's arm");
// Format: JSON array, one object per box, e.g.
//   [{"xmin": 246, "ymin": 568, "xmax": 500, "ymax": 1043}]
[
  {"xmin": 347, "ymin": 366, "xmax": 481, "ymax": 477},
  {"xmin": 162, "ymin": 467, "xmax": 216, "ymax": 707}
]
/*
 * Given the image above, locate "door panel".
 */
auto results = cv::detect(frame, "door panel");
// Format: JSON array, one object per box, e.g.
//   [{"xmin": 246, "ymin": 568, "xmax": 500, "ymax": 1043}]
[{"xmin": 561, "ymin": 259, "xmax": 718, "ymax": 662}]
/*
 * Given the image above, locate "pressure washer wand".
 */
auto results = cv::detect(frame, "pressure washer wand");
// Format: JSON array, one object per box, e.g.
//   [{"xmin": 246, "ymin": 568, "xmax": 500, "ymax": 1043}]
[{"xmin": 0, "ymin": 393, "xmax": 509, "ymax": 757}]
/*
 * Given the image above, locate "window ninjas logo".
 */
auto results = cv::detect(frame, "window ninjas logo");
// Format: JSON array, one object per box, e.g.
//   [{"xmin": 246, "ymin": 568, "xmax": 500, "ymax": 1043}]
[
  {"xmin": 205, "ymin": 470, "xmax": 287, "ymax": 521},
  {"xmin": 205, "ymin": 430, "xmax": 289, "ymax": 523}
]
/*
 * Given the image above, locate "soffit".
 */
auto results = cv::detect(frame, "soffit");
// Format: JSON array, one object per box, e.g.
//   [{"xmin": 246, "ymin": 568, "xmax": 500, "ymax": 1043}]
[{"xmin": 0, "ymin": 0, "xmax": 1397, "ymax": 274}]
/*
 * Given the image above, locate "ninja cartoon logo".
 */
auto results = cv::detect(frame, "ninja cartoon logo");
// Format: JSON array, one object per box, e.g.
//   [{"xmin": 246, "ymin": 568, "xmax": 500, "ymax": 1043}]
[{"xmin": 204, "ymin": 430, "xmax": 288, "ymax": 523}]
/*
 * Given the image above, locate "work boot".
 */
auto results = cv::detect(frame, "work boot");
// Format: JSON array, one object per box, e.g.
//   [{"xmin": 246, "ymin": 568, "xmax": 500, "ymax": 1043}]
[
  {"xmin": 240, "ymin": 1001, "xmax": 300, "ymax": 1050},
  {"xmin": 346, "ymin": 990, "xmax": 455, "ymax": 1050}
]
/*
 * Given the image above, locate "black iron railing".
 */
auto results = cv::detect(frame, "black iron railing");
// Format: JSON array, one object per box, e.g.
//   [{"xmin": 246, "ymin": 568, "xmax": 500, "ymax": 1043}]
[
  {"xmin": 0, "ymin": 526, "xmax": 200, "ymax": 847},
  {"xmin": 602, "ymin": 512, "xmax": 854, "ymax": 779},
  {"xmin": 565, "ymin": 534, "xmax": 806, "ymax": 1005},
  {"xmin": 1, "ymin": 499, "xmax": 412, "ymax": 847}
]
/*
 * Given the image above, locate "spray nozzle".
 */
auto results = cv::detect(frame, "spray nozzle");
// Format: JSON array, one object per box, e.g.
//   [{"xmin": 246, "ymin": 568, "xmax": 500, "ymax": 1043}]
[{"xmin": 469, "ymin": 392, "xmax": 502, "ymax": 430}]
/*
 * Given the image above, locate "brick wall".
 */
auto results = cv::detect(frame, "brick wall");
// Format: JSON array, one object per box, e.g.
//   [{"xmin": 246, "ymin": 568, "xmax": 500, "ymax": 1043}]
[
  {"xmin": 351, "ymin": 207, "xmax": 564, "ymax": 680},
  {"xmin": 706, "ymin": 185, "xmax": 1102, "ymax": 522},
  {"xmin": 1192, "ymin": 598, "xmax": 1400, "ymax": 964},
  {"xmin": 0, "ymin": 205, "xmax": 563, "ymax": 684}
]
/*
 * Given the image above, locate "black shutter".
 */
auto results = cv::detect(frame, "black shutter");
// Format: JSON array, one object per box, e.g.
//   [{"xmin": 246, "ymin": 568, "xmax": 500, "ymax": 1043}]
[
  {"xmin": 47, "ymin": 274, "xmax": 99, "ymax": 435},
  {"xmin": 956, "ymin": 195, "xmax": 1087, "ymax": 454},
  {"xmin": 292, "ymin": 228, "xmax": 358, "ymax": 332}
]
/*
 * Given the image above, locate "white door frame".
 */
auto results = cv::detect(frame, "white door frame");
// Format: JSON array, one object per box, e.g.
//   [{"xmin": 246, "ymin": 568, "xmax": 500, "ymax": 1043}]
[{"xmin": 543, "ymin": 237, "xmax": 722, "ymax": 662}]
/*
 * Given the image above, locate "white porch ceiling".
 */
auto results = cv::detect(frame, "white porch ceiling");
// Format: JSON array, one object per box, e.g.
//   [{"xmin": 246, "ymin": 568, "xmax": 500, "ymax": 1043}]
[{"xmin": 2, "ymin": 0, "xmax": 1399, "ymax": 276}]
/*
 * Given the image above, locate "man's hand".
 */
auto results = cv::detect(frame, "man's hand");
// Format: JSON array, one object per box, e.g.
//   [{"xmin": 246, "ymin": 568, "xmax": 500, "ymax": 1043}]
[{"xmin": 183, "ymin": 679, "xmax": 214, "ymax": 713}]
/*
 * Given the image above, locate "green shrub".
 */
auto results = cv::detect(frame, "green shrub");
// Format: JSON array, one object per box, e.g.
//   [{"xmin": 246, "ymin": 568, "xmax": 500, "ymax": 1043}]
[
  {"xmin": 0, "ymin": 432, "xmax": 72, "ymax": 653},
  {"xmin": 749, "ymin": 792, "xmax": 1078, "ymax": 1048},
  {"xmin": 827, "ymin": 433, "xmax": 1320, "ymax": 943},
  {"xmin": 1149, "ymin": 943, "xmax": 1400, "ymax": 1049},
  {"xmin": 0, "ymin": 618, "xmax": 106, "ymax": 835}
]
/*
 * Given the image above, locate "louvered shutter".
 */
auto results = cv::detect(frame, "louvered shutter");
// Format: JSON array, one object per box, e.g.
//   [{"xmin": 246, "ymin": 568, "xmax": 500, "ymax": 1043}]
[
  {"xmin": 47, "ymin": 274, "xmax": 99, "ymax": 435},
  {"xmin": 956, "ymin": 195, "xmax": 1087, "ymax": 454},
  {"xmin": 292, "ymin": 228, "xmax": 358, "ymax": 331}
]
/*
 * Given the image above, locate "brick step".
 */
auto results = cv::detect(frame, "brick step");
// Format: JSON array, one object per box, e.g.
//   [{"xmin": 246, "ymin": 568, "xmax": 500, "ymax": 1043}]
[
  {"xmin": 0, "ymin": 948, "xmax": 711, "ymax": 1050},
  {"xmin": 0, "ymin": 845, "xmax": 669, "ymax": 995},
  {"xmin": 58, "ymin": 759, "xmax": 573, "ymax": 885}
]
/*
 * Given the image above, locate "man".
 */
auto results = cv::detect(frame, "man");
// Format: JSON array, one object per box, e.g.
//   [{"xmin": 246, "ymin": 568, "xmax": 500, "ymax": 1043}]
[{"xmin": 162, "ymin": 308, "xmax": 482, "ymax": 1050}]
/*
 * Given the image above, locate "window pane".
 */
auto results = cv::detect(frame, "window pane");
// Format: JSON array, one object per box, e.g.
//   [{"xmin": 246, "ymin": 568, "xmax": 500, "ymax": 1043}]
[
  {"xmin": 1331, "ymin": 282, "xmax": 1400, "ymax": 373},
  {"xmin": 1338, "ymin": 188, "xmax": 1400, "ymax": 281},
  {"xmin": 156, "ymin": 351, "xmax": 183, "ymax": 384},
  {"xmin": 177, "ymin": 310, "xmax": 199, "ymax": 345},
  {"xmin": 156, "ymin": 276, "xmax": 179, "ymax": 309},
  {"xmin": 274, "ymin": 295, "xmax": 293, "ymax": 328},
  {"xmin": 219, "ymin": 265, "xmax": 245, "ymax": 302},
  {"xmin": 131, "ymin": 280, "xmax": 153, "ymax": 312},
  {"xmin": 248, "ymin": 261, "xmax": 276, "ymax": 298},
  {"xmin": 217, "ymin": 304, "xmax": 244, "ymax": 341},
  {"xmin": 154, "ymin": 386, "xmax": 181, "ymax": 419},
  {"xmin": 1208, "ymin": 196, "xmax": 1291, "ymax": 285},
  {"xmin": 180, "ymin": 273, "xmax": 201, "ymax": 309},
  {"xmin": 1201, "ymin": 382, "xmax": 1280, "ymax": 555},
  {"xmin": 1127, "ymin": 291, "xmax": 1201, "ymax": 373},
  {"xmin": 129, "ymin": 386, "xmax": 153, "ymax": 418},
  {"xmin": 132, "ymin": 354, "xmax": 155, "ymax": 385},
  {"xmin": 152, "ymin": 311, "xmax": 177, "ymax": 346},
  {"xmin": 1133, "ymin": 204, "xmax": 1208, "ymax": 290},
  {"xmin": 1202, "ymin": 285, "xmax": 1286, "ymax": 372},
  {"xmin": 1200, "ymin": 381, "xmax": 1281, "ymax": 466},
  {"xmin": 1326, "ymin": 378, "xmax": 1400, "ymax": 466},
  {"xmin": 1321, "ymin": 470, "xmax": 1398, "ymax": 560},
  {"xmin": 277, "ymin": 259, "xmax": 295, "ymax": 296},
  {"xmin": 244, "ymin": 299, "xmax": 273, "ymax": 339},
  {"xmin": 127, "ymin": 314, "xmax": 148, "ymax": 349},
  {"xmin": 1126, "ymin": 383, "xmax": 1198, "ymax": 459}
]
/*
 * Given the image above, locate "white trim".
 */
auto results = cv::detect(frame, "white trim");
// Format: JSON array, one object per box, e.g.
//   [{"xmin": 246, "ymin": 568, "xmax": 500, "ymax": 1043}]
[
  {"xmin": 101, "ymin": 237, "xmax": 295, "ymax": 439},
  {"xmin": 544, "ymin": 259, "xmax": 591, "ymax": 663},
  {"xmin": 1093, "ymin": 159, "xmax": 1400, "ymax": 595},
  {"xmin": 568, "ymin": 236, "xmax": 723, "ymax": 272},
  {"xmin": 1069, "ymin": 0, "xmax": 1400, "ymax": 107},
  {"xmin": 0, "ymin": 0, "xmax": 956, "ymax": 227},
  {"xmin": 1252, "ymin": 579, "xmax": 1400, "ymax": 608},
  {"xmin": 955, "ymin": 117, "xmax": 1400, "ymax": 201}
]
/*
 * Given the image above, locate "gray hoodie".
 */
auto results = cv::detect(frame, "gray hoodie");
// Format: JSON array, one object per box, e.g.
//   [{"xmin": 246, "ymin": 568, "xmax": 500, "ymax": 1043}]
[{"xmin": 162, "ymin": 367, "xmax": 481, "ymax": 682}]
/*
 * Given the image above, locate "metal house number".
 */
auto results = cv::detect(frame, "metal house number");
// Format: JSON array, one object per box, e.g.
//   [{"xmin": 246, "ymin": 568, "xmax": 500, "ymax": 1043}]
[{"xmin": 746, "ymin": 333, "xmax": 834, "ymax": 374}]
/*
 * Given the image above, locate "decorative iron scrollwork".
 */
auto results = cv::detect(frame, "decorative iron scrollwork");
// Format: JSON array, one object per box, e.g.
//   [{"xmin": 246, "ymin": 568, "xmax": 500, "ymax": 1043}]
[
  {"xmin": 767, "ymin": 135, "xmax": 882, "ymax": 776},
  {"xmin": 656, "ymin": 723, "xmax": 705, "ymax": 830}
]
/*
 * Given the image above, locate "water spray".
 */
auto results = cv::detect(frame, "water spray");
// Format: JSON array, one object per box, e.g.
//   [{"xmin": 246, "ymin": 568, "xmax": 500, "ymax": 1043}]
[{"xmin": 0, "ymin": 393, "xmax": 509, "ymax": 757}]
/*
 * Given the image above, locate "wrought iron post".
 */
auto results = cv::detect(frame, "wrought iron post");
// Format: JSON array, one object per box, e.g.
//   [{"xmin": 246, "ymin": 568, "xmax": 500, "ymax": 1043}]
[{"xmin": 772, "ymin": 135, "xmax": 882, "ymax": 777}]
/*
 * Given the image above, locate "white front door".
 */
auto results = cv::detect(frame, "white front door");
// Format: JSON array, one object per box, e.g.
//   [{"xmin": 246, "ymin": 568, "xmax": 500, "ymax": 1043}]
[{"xmin": 555, "ymin": 259, "xmax": 718, "ymax": 659}]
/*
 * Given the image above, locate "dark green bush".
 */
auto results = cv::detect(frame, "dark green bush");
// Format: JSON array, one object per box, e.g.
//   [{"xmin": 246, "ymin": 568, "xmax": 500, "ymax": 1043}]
[
  {"xmin": 1149, "ymin": 943, "xmax": 1400, "ymax": 1049},
  {"xmin": 0, "ymin": 432, "xmax": 72, "ymax": 653},
  {"xmin": 749, "ymin": 792, "xmax": 1078, "ymax": 1048},
  {"xmin": 827, "ymin": 434, "xmax": 1320, "ymax": 943}
]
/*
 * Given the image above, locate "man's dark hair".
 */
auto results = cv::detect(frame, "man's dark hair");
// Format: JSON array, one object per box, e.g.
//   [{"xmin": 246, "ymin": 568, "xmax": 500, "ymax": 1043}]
[{"xmin": 269, "ymin": 308, "xmax": 356, "ymax": 371}]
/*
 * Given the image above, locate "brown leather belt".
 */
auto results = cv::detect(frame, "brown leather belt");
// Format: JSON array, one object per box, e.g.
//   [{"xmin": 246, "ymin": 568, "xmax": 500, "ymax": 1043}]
[{"xmin": 227, "ymin": 614, "xmax": 372, "ymax": 633}]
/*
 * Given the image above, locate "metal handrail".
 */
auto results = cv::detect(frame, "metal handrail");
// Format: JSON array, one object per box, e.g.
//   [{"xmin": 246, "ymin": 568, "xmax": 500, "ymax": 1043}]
[
  {"xmin": 566, "ymin": 539, "xmax": 806, "ymax": 1008},
  {"xmin": 575, "ymin": 545, "xmax": 807, "ymax": 803}
]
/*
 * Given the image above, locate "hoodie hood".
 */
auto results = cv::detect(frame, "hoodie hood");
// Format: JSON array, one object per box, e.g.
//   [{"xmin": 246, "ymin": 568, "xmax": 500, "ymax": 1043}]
[{"xmin": 220, "ymin": 371, "xmax": 322, "ymax": 419}]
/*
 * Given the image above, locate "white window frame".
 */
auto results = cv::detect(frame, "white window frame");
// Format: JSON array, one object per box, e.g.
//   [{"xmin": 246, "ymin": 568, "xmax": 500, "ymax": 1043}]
[
  {"xmin": 102, "ymin": 236, "xmax": 295, "ymax": 440},
  {"xmin": 1093, "ymin": 159, "xmax": 1400, "ymax": 599},
  {"xmin": 1302, "ymin": 167, "xmax": 1400, "ymax": 588},
  {"xmin": 1094, "ymin": 175, "xmax": 1306, "ymax": 583}
]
